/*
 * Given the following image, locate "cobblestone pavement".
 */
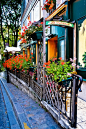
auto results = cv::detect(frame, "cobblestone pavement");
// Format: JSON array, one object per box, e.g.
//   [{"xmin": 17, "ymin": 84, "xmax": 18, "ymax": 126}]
[
  {"xmin": 77, "ymin": 98, "xmax": 86, "ymax": 129},
  {"xmin": 1, "ymin": 78, "xmax": 61, "ymax": 129},
  {"xmin": 78, "ymin": 81, "xmax": 86, "ymax": 101},
  {"xmin": 1, "ymin": 74, "xmax": 86, "ymax": 129},
  {"xmin": 0, "ymin": 86, "xmax": 10, "ymax": 129}
]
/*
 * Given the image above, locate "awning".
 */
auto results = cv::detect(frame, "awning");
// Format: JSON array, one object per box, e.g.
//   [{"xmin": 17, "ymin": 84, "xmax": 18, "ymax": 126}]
[
  {"xmin": 5, "ymin": 47, "xmax": 21, "ymax": 53},
  {"xmin": 21, "ymin": 41, "xmax": 37, "ymax": 49},
  {"xmin": 46, "ymin": 4, "xmax": 67, "ymax": 20}
]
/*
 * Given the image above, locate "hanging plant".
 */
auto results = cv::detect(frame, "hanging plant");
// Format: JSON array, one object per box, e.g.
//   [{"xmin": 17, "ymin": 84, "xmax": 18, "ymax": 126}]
[
  {"xmin": 42, "ymin": 0, "xmax": 56, "ymax": 12},
  {"xmin": 19, "ymin": 21, "xmax": 43, "ymax": 44}
]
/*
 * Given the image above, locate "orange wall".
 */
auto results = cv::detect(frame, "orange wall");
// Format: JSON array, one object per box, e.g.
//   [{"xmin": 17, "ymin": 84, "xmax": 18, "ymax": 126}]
[
  {"xmin": 48, "ymin": 40, "xmax": 57, "ymax": 61},
  {"xmin": 27, "ymin": 48, "xmax": 30, "ymax": 57},
  {"xmin": 23, "ymin": 50, "xmax": 25, "ymax": 56}
]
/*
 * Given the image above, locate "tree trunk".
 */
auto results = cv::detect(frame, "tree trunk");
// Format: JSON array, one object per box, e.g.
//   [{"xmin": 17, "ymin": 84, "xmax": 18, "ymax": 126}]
[
  {"xmin": 8, "ymin": 25, "xmax": 9, "ymax": 46},
  {"xmin": 15, "ymin": 29, "xmax": 18, "ymax": 47}
]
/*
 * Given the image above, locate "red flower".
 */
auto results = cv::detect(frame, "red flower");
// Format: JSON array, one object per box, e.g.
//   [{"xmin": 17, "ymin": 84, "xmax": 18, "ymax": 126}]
[
  {"xmin": 29, "ymin": 21, "xmax": 31, "ymax": 24},
  {"xmin": 46, "ymin": 66, "xmax": 50, "ymax": 68},
  {"xmin": 25, "ymin": 26, "xmax": 27, "ymax": 29},
  {"xmin": 23, "ymin": 29, "xmax": 25, "ymax": 32},
  {"xmin": 47, "ymin": 82, "xmax": 49, "ymax": 85},
  {"xmin": 59, "ymin": 57, "xmax": 62, "ymax": 60},
  {"xmin": 41, "ymin": 22, "xmax": 43, "ymax": 24},
  {"xmin": 19, "ymin": 32, "xmax": 21, "ymax": 35},
  {"xmin": 52, "ymin": 58, "xmax": 57, "ymax": 61},
  {"xmin": 22, "ymin": 26, "xmax": 24, "ymax": 29},
  {"xmin": 61, "ymin": 62, "xmax": 65, "ymax": 65},
  {"xmin": 28, "ymin": 23, "xmax": 30, "ymax": 26},
  {"xmin": 44, "ymin": 75, "xmax": 46, "ymax": 78},
  {"xmin": 43, "ymin": 65, "xmax": 45, "ymax": 67},
  {"xmin": 47, "ymin": 61, "xmax": 50, "ymax": 65},
  {"xmin": 31, "ymin": 52, "xmax": 33, "ymax": 55},
  {"xmin": 32, "ymin": 57, "xmax": 34, "ymax": 59}
]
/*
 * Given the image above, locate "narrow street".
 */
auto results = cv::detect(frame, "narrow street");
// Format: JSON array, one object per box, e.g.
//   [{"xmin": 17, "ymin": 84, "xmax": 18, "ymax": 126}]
[{"xmin": 0, "ymin": 0, "xmax": 86, "ymax": 129}]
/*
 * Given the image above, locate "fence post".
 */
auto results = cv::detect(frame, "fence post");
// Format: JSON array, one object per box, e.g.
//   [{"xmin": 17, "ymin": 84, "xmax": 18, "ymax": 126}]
[{"xmin": 72, "ymin": 75, "xmax": 78, "ymax": 128}]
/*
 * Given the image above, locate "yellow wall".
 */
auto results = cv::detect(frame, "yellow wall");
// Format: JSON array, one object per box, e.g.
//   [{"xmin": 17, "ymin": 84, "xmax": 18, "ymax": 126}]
[
  {"xmin": 79, "ymin": 19, "xmax": 86, "ymax": 67},
  {"xmin": 48, "ymin": 37, "xmax": 57, "ymax": 61}
]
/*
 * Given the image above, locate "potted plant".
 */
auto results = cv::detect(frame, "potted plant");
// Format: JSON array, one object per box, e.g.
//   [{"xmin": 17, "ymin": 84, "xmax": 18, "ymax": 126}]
[
  {"xmin": 43, "ymin": 57, "xmax": 77, "ymax": 83},
  {"xmin": 42, "ymin": 0, "xmax": 56, "ymax": 13}
]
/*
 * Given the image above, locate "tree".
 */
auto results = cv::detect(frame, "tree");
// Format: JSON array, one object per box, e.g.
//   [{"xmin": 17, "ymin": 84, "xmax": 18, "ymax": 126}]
[{"xmin": 0, "ymin": 0, "xmax": 21, "ymax": 48}]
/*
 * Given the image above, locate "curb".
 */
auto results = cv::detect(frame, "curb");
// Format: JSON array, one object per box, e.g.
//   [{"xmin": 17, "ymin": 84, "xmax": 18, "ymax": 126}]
[
  {"xmin": 0, "ymin": 80, "xmax": 20, "ymax": 129},
  {"xmin": 0, "ymin": 78, "xmax": 31, "ymax": 129}
]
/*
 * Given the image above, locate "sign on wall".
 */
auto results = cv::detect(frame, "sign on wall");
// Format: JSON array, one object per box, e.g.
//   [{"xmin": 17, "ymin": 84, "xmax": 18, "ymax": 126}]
[{"xmin": 46, "ymin": 21, "xmax": 74, "ymax": 28}]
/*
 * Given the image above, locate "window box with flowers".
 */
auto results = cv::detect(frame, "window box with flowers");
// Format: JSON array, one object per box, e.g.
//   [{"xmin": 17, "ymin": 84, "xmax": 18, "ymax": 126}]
[
  {"xmin": 3, "ymin": 53, "xmax": 38, "ymax": 82},
  {"xmin": 43, "ymin": 57, "xmax": 77, "ymax": 88},
  {"xmin": 3, "ymin": 54, "xmax": 34, "ymax": 74},
  {"xmin": 19, "ymin": 22, "xmax": 43, "ymax": 44}
]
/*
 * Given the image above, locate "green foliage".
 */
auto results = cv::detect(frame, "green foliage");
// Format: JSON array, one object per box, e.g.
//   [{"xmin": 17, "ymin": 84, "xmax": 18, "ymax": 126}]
[
  {"xmin": 82, "ymin": 52, "xmax": 86, "ymax": 67},
  {"xmin": 1, "ymin": 0, "xmax": 21, "ymax": 47},
  {"xmin": 25, "ymin": 24, "xmax": 43, "ymax": 39},
  {"xmin": 45, "ymin": 58, "xmax": 74, "ymax": 82}
]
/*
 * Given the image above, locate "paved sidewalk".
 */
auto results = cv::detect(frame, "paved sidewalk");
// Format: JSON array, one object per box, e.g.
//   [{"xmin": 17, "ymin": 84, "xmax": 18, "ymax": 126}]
[
  {"xmin": 1, "ymin": 76, "xmax": 86, "ymax": 129},
  {"xmin": 77, "ymin": 98, "xmax": 86, "ymax": 129},
  {"xmin": 0, "ymin": 78, "xmax": 61, "ymax": 129}
]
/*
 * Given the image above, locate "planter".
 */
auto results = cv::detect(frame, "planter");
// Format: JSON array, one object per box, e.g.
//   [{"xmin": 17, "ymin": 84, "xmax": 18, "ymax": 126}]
[
  {"xmin": 16, "ymin": 70, "xmax": 20, "ymax": 78},
  {"xmin": 29, "ymin": 67, "xmax": 34, "ymax": 72},
  {"xmin": 31, "ymin": 31, "xmax": 43, "ymax": 40},
  {"xmin": 77, "ymin": 68, "xmax": 86, "ymax": 79}
]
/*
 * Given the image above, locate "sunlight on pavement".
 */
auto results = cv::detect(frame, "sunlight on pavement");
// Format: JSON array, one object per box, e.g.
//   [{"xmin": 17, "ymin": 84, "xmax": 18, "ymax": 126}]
[{"xmin": 24, "ymin": 123, "xmax": 30, "ymax": 129}]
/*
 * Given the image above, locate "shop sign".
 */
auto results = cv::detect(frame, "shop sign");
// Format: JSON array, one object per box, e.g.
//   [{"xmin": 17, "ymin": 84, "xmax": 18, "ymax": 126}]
[{"xmin": 46, "ymin": 21, "xmax": 74, "ymax": 28}]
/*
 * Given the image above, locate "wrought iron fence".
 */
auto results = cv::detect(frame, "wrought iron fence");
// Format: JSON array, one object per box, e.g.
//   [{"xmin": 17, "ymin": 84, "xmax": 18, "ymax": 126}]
[
  {"xmin": 8, "ymin": 69, "xmax": 83, "ymax": 127},
  {"xmin": 43, "ymin": 74, "xmax": 83, "ymax": 128},
  {"xmin": 9, "ymin": 70, "xmax": 43, "ymax": 100}
]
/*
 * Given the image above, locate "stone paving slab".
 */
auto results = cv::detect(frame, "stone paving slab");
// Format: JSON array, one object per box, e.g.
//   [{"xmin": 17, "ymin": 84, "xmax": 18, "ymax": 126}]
[
  {"xmin": 77, "ymin": 97, "xmax": 86, "ymax": 129},
  {"xmin": 0, "ymin": 78, "xmax": 61, "ymax": 129},
  {"xmin": 1, "ymin": 76, "xmax": 86, "ymax": 129}
]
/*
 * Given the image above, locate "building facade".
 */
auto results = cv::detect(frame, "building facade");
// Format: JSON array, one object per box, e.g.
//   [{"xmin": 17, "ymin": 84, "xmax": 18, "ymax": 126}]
[{"xmin": 21, "ymin": 0, "xmax": 86, "ymax": 79}]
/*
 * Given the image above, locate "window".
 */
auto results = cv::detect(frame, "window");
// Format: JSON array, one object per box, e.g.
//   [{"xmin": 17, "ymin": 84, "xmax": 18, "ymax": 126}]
[
  {"xmin": 56, "ymin": 0, "xmax": 66, "ymax": 8},
  {"xmin": 34, "ymin": 2, "xmax": 39, "ymax": 21},
  {"xmin": 59, "ymin": 40, "xmax": 65, "ymax": 60},
  {"xmin": 78, "ymin": 18, "xmax": 86, "ymax": 67}
]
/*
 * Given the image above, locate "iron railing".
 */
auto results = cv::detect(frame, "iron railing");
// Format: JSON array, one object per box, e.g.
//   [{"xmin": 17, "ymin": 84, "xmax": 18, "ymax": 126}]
[
  {"xmin": 43, "ymin": 74, "xmax": 83, "ymax": 128},
  {"xmin": 8, "ymin": 69, "xmax": 83, "ymax": 127}
]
